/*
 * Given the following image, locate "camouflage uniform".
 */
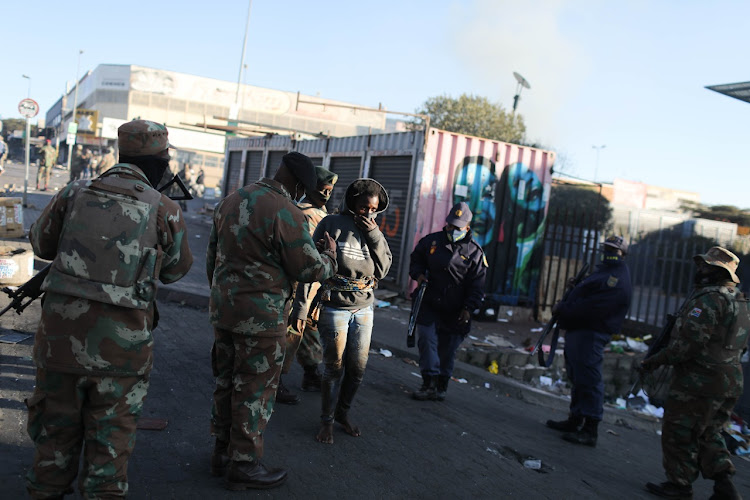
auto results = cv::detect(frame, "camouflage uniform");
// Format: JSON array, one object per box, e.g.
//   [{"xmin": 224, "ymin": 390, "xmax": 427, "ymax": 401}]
[
  {"xmin": 647, "ymin": 282, "xmax": 750, "ymax": 486},
  {"xmin": 207, "ymin": 177, "xmax": 337, "ymax": 463},
  {"xmin": 282, "ymin": 200, "xmax": 329, "ymax": 374},
  {"xmin": 37, "ymin": 143, "xmax": 57, "ymax": 190},
  {"xmin": 26, "ymin": 121, "xmax": 193, "ymax": 499}
]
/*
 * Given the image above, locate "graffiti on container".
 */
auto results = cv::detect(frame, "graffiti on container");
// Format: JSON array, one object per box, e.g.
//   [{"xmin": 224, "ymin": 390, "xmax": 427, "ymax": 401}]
[
  {"xmin": 452, "ymin": 156, "xmax": 548, "ymax": 305},
  {"xmin": 378, "ymin": 206, "xmax": 401, "ymax": 238}
]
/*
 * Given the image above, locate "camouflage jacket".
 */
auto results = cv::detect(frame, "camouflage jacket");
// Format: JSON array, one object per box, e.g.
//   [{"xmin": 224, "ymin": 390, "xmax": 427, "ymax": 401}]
[
  {"xmin": 39, "ymin": 145, "xmax": 57, "ymax": 166},
  {"xmin": 649, "ymin": 282, "xmax": 750, "ymax": 397},
  {"xmin": 29, "ymin": 164, "xmax": 193, "ymax": 376},
  {"xmin": 207, "ymin": 178, "xmax": 337, "ymax": 336}
]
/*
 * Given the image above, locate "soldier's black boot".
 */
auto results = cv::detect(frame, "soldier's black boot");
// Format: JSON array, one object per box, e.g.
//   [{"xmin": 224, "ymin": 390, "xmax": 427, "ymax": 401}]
[
  {"xmin": 210, "ymin": 438, "xmax": 230, "ymax": 476},
  {"xmin": 226, "ymin": 460, "xmax": 288, "ymax": 490},
  {"xmin": 546, "ymin": 414, "xmax": 584, "ymax": 432},
  {"xmin": 276, "ymin": 377, "xmax": 300, "ymax": 405},
  {"xmin": 301, "ymin": 365, "xmax": 322, "ymax": 392},
  {"xmin": 435, "ymin": 375, "xmax": 450, "ymax": 401},
  {"xmin": 711, "ymin": 472, "xmax": 740, "ymax": 500},
  {"xmin": 645, "ymin": 481, "xmax": 693, "ymax": 499},
  {"xmin": 562, "ymin": 418, "xmax": 598, "ymax": 447},
  {"xmin": 412, "ymin": 374, "xmax": 436, "ymax": 401}
]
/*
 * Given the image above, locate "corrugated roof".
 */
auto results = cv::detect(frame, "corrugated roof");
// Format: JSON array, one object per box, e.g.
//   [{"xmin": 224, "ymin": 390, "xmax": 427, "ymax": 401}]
[{"xmin": 705, "ymin": 81, "xmax": 750, "ymax": 104}]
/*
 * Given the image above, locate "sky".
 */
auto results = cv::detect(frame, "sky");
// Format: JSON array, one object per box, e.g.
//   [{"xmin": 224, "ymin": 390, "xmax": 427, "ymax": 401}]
[{"xmin": 3, "ymin": 0, "xmax": 750, "ymax": 207}]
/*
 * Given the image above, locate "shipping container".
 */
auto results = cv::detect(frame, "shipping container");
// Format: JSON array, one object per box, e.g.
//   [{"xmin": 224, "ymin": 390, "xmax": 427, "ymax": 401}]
[{"xmin": 223, "ymin": 128, "xmax": 556, "ymax": 307}]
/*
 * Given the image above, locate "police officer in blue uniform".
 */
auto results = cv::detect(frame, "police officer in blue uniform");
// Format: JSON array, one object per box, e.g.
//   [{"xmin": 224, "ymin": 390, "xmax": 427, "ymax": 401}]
[
  {"xmin": 546, "ymin": 235, "xmax": 632, "ymax": 446},
  {"xmin": 409, "ymin": 202, "xmax": 488, "ymax": 401}
]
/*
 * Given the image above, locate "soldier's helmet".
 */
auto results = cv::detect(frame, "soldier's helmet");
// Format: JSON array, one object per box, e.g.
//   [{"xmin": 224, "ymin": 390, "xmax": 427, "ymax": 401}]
[
  {"xmin": 694, "ymin": 246, "xmax": 740, "ymax": 283},
  {"xmin": 602, "ymin": 235, "xmax": 628, "ymax": 255},
  {"xmin": 117, "ymin": 120, "xmax": 171, "ymax": 159}
]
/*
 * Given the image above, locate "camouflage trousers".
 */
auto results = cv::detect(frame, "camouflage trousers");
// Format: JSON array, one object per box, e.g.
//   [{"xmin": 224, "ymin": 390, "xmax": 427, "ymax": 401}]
[
  {"xmin": 282, "ymin": 317, "xmax": 323, "ymax": 374},
  {"xmin": 25, "ymin": 369, "xmax": 149, "ymax": 499},
  {"xmin": 661, "ymin": 390, "xmax": 738, "ymax": 486},
  {"xmin": 211, "ymin": 327, "xmax": 284, "ymax": 462},
  {"xmin": 36, "ymin": 165, "xmax": 51, "ymax": 188}
]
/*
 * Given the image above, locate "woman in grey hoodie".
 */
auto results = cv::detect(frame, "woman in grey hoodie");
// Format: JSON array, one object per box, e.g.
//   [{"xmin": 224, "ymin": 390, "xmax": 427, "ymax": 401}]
[{"xmin": 292, "ymin": 178, "xmax": 392, "ymax": 444}]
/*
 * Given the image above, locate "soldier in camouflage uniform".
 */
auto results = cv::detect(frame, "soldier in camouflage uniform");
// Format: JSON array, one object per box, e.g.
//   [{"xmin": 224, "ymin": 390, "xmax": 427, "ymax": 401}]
[
  {"xmin": 207, "ymin": 152, "xmax": 337, "ymax": 490},
  {"xmin": 25, "ymin": 120, "xmax": 193, "ymax": 499},
  {"xmin": 36, "ymin": 139, "xmax": 57, "ymax": 191},
  {"xmin": 276, "ymin": 166, "xmax": 338, "ymax": 404},
  {"xmin": 643, "ymin": 247, "xmax": 750, "ymax": 500}
]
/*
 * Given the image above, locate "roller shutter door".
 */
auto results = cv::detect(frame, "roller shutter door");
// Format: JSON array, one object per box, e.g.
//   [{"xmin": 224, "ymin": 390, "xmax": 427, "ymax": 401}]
[
  {"xmin": 327, "ymin": 157, "xmax": 362, "ymax": 213},
  {"xmin": 244, "ymin": 151, "xmax": 263, "ymax": 185},
  {"xmin": 369, "ymin": 156, "xmax": 412, "ymax": 283},
  {"xmin": 266, "ymin": 151, "xmax": 287, "ymax": 178},
  {"xmin": 225, "ymin": 151, "xmax": 243, "ymax": 196}
]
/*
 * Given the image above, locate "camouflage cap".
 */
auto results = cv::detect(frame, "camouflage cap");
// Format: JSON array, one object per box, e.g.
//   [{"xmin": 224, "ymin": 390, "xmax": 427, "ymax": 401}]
[
  {"xmin": 694, "ymin": 246, "xmax": 740, "ymax": 283},
  {"xmin": 445, "ymin": 201, "xmax": 473, "ymax": 227},
  {"xmin": 603, "ymin": 235, "xmax": 628, "ymax": 255},
  {"xmin": 315, "ymin": 166, "xmax": 338, "ymax": 188},
  {"xmin": 117, "ymin": 120, "xmax": 171, "ymax": 159}
]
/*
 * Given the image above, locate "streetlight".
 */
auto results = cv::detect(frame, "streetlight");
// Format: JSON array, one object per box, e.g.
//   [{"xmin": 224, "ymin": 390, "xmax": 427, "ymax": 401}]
[
  {"xmin": 22, "ymin": 74, "xmax": 31, "ymax": 98},
  {"xmin": 67, "ymin": 49, "xmax": 84, "ymax": 171},
  {"xmin": 230, "ymin": 0, "xmax": 253, "ymax": 121},
  {"xmin": 512, "ymin": 71, "xmax": 531, "ymax": 113},
  {"xmin": 592, "ymin": 145, "xmax": 606, "ymax": 182}
]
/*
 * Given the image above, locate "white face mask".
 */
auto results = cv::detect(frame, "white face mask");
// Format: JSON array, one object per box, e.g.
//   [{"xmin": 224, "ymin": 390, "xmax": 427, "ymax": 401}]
[{"xmin": 448, "ymin": 228, "xmax": 468, "ymax": 242}]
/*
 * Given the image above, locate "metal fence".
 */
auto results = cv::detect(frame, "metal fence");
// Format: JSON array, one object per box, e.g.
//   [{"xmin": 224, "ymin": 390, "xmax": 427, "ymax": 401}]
[{"xmin": 537, "ymin": 209, "xmax": 719, "ymax": 334}]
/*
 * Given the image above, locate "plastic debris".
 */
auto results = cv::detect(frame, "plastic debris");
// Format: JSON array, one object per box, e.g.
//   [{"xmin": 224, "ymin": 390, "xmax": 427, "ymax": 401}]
[
  {"xmin": 488, "ymin": 360, "xmax": 499, "ymax": 374},
  {"xmin": 615, "ymin": 398, "xmax": 627, "ymax": 409},
  {"xmin": 497, "ymin": 318, "xmax": 509, "ymax": 323},
  {"xmin": 506, "ymin": 310, "xmax": 513, "ymax": 317},
  {"xmin": 374, "ymin": 300, "xmax": 391, "ymax": 308},
  {"xmin": 606, "ymin": 430, "xmax": 619, "ymax": 436},
  {"xmin": 484, "ymin": 382, "xmax": 491, "ymax": 389},
  {"xmin": 626, "ymin": 338, "xmax": 649, "ymax": 353},
  {"xmin": 523, "ymin": 459, "xmax": 541, "ymax": 470},
  {"xmin": 530, "ymin": 327, "xmax": 543, "ymax": 332},
  {"xmin": 378, "ymin": 348, "xmax": 392, "ymax": 357},
  {"xmin": 468, "ymin": 335, "xmax": 479, "ymax": 340},
  {"xmin": 456, "ymin": 378, "xmax": 468, "ymax": 384},
  {"xmin": 539, "ymin": 376, "xmax": 552, "ymax": 387}
]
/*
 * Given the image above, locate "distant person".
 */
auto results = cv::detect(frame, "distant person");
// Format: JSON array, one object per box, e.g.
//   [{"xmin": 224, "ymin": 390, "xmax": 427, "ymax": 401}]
[
  {"xmin": 0, "ymin": 135, "xmax": 8, "ymax": 174},
  {"xmin": 546, "ymin": 235, "xmax": 632, "ymax": 447},
  {"xmin": 70, "ymin": 145, "xmax": 86, "ymax": 182},
  {"xmin": 278, "ymin": 166, "xmax": 338, "ymax": 404},
  {"xmin": 98, "ymin": 147, "xmax": 116, "ymax": 174},
  {"xmin": 292, "ymin": 179, "xmax": 392, "ymax": 445},
  {"xmin": 25, "ymin": 120, "xmax": 193, "ymax": 499},
  {"xmin": 36, "ymin": 139, "xmax": 57, "ymax": 191},
  {"xmin": 642, "ymin": 247, "xmax": 750, "ymax": 500},
  {"xmin": 207, "ymin": 152, "xmax": 337, "ymax": 490},
  {"xmin": 409, "ymin": 201, "xmax": 487, "ymax": 402}
]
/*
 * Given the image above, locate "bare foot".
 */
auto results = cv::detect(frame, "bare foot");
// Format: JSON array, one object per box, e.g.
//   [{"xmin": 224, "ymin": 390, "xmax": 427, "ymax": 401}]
[
  {"xmin": 316, "ymin": 423, "xmax": 334, "ymax": 444},
  {"xmin": 335, "ymin": 414, "xmax": 361, "ymax": 437}
]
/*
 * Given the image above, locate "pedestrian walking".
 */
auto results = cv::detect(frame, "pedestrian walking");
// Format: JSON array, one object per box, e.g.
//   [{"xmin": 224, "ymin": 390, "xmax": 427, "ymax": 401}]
[
  {"xmin": 643, "ymin": 246, "xmax": 750, "ymax": 499},
  {"xmin": 36, "ymin": 139, "xmax": 57, "ymax": 191},
  {"xmin": 0, "ymin": 135, "xmax": 7, "ymax": 174},
  {"xmin": 546, "ymin": 235, "xmax": 632, "ymax": 447},
  {"xmin": 70, "ymin": 145, "xmax": 86, "ymax": 182},
  {"xmin": 409, "ymin": 201, "xmax": 487, "ymax": 401},
  {"xmin": 25, "ymin": 120, "xmax": 193, "ymax": 499},
  {"xmin": 292, "ymin": 178, "xmax": 392, "ymax": 444},
  {"xmin": 207, "ymin": 152, "xmax": 337, "ymax": 490},
  {"xmin": 277, "ymin": 166, "xmax": 339, "ymax": 404},
  {"xmin": 98, "ymin": 147, "xmax": 116, "ymax": 174}
]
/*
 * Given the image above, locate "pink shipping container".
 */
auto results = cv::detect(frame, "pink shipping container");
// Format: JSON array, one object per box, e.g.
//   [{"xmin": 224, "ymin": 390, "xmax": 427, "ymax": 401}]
[{"xmin": 224, "ymin": 128, "xmax": 555, "ymax": 307}]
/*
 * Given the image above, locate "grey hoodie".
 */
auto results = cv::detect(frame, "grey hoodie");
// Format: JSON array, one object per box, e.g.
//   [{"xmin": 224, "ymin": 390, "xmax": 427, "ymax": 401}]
[{"xmin": 292, "ymin": 178, "xmax": 392, "ymax": 318}]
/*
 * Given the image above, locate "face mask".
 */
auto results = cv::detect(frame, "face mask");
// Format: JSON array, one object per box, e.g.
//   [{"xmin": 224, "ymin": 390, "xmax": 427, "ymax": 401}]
[
  {"xmin": 448, "ymin": 229, "xmax": 468, "ymax": 242},
  {"xmin": 293, "ymin": 183, "xmax": 305, "ymax": 203}
]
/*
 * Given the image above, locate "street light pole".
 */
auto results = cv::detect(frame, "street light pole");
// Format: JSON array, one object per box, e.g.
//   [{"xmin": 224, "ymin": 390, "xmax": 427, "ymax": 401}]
[
  {"xmin": 592, "ymin": 144, "xmax": 606, "ymax": 182},
  {"xmin": 231, "ymin": 0, "xmax": 253, "ymax": 121},
  {"xmin": 22, "ymin": 75, "xmax": 31, "ymax": 98},
  {"xmin": 67, "ymin": 50, "xmax": 83, "ymax": 171}
]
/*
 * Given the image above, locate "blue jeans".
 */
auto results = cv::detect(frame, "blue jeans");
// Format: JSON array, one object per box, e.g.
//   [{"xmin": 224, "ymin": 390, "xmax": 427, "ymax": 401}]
[
  {"xmin": 563, "ymin": 328, "xmax": 610, "ymax": 421},
  {"xmin": 318, "ymin": 305, "xmax": 374, "ymax": 423},
  {"xmin": 417, "ymin": 322, "xmax": 464, "ymax": 377}
]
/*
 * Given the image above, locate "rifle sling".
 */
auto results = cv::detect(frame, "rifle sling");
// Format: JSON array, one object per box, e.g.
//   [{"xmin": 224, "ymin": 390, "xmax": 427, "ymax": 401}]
[{"xmin": 537, "ymin": 321, "xmax": 561, "ymax": 367}]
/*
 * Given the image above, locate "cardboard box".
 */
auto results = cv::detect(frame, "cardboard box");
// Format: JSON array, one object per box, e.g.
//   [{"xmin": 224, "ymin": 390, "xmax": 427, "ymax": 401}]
[
  {"xmin": 0, "ymin": 198, "xmax": 24, "ymax": 238},
  {"xmin": 0, "ymin": 246, "xmax": 34, "ymax": 286}
]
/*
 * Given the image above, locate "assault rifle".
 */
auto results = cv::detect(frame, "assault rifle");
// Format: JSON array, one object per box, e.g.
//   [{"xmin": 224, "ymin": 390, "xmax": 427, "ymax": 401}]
[
  {"xmin": 406, "ymin": 273, "xmax": 429, "ymax": 348},
  {"xmin": 531, "ymin": 262, "xmax": 590, "ymax": 367},
  {"xmin": 0, "ymin": 175, "xmax": 193, "ymax": 318}
]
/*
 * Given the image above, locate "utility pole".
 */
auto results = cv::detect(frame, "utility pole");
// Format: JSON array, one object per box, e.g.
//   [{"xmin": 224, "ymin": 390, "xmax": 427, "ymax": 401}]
[{"xmin": 66, "ymin": 50, "xmax": 83, "ymax": 171}]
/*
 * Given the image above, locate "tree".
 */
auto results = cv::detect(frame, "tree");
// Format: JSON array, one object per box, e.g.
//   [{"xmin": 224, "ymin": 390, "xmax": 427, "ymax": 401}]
[
  {"xmin": 2, "ymin": 118, "xmax": 33, "ymax": 136},
  {"xmin": 680, "ymin": 202, "xmax": 750, "ymax": 227},
  {"xmin": 548, "ymin": 183, "xmax": 612, "ymax": 232},
  {"xmin": 415, "ymin": 94, "xmax": 526, "ymax": 143}
]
